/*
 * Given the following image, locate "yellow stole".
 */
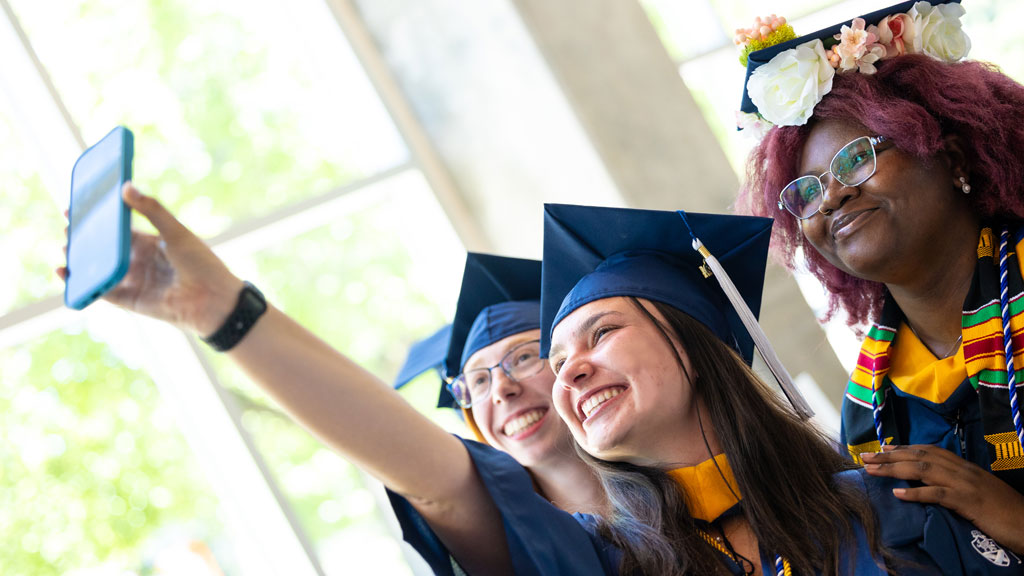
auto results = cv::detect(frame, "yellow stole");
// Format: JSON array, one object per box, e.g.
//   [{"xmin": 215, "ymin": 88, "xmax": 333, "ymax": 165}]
[
  {"xmin": 888, "ymin": 322, "xmax": 966, "ymax": 405},
  {"xmin": 667, "ymin": 453, "xmax": 741, "ymax": 522}
]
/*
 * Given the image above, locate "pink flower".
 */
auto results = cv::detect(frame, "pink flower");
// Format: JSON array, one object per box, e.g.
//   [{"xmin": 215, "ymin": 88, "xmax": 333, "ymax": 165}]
[
  {"xmin": 734, "ymin": 14, "xmax": 788, "ymax": 47},
  {"xmin": 869, "ymin": 13, "xmax": 913, "ymax": 57},
  {"xmin": 827, "ymin": 46, "xmax": 842, "ymax": 68},
  {"xmin": 833, "ymin": 18, "xmax": 885, "ymax": 73}
]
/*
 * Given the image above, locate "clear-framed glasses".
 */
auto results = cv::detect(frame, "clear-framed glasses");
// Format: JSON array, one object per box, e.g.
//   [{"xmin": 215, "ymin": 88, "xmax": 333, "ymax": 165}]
[
  {"xmin": 447, "ymin": 339, "xmax": 545, "ymax": 408},
  {"xmin": 777, "ymin": 135, "xmax": 888, "ymax": 220}
]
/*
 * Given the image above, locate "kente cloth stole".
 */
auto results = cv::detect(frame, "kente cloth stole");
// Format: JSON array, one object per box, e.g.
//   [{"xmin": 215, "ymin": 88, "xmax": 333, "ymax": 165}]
[{"xmin": 844, "ymin": 226, "xmax": 1024, "ymax": 490}]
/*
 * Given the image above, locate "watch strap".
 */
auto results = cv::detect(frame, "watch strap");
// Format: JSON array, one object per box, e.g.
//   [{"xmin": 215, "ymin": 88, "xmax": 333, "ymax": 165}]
[{"xmin": 202, "ymin": 281, "xmax": 267, "ymax": 352}]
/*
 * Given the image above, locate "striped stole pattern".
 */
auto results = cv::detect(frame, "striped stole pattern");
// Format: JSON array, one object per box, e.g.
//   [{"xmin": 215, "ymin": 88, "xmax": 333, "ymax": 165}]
[
  {"xmin": 845, "ymin": 323, "xmax": 896, "ymax": 409},
  {"xmin": 843, "ymin": 226, "xmax": 1024, "ymax": 485}
]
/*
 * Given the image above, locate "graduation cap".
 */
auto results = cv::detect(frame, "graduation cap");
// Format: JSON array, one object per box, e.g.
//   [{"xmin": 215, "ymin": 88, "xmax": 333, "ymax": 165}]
[
  {"xmin": 738, "ymin": 0, "xmax": 964, "ymax": 124},
  {"xmin": 445, "ymin": 252, "xmax": 543, "ymax": 384},
  {"xmin": 540, "ymin": 204, "xmax": 813, "ymax": 418},
  {"xmin": 393, "ymin": 324, "xmax": 454, "ymax": 407}
]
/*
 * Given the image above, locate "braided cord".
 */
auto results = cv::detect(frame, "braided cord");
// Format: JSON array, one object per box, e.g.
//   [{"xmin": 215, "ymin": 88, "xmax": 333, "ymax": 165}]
[
  {"xmin": 998, "ymin": 227, "xmax": 1024, "ymax": 450},
  {"xmin": 698, "ymin": 529, "xmax": 790, "ymax": 575},
  {"xmin": 698, "ymin": 530, "xmax": 749, "ymax": 572},
  {"xmin": 870, "ymin": 370, "xmax": 885, "ymax": 447},
  {"xmin": 774, "ymin": 553, "xmax": 792, "ymax": 576},
  {"xmin": 698, "ymin": 529, "xmax": 731, "ymax": 557}
]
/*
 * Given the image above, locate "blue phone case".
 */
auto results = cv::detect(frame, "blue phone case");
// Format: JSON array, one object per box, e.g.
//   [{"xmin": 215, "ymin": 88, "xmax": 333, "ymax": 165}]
[{"xmin": 64, "ymin": 126, "xmax": 134, "ymax": 310}]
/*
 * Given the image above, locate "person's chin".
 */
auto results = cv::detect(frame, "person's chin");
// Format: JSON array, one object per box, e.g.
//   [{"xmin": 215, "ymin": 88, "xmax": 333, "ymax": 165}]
[
  {"xmin": 833, "ymin": 247, "xmax": 890, "ymax": 282},
  {"xmin": 504, "ymin": 441, "xmax": 553, "ymax": 468},
  {"xmin": 584, "ymin": 442, "xmax": 631, "ymax": 463},
  {"xmin": 834, "ymin": 223, "xmax": 894, "ymax": 273},
  {"xmin": 581, "ymin": 425, "xmax": 626, "ymax": 460}
]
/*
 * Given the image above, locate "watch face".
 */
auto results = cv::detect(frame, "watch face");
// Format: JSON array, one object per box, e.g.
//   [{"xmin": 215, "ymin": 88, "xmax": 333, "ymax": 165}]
[{"xmin": 242, "ymin": 286, "xmax": 267, "ymax": 312}]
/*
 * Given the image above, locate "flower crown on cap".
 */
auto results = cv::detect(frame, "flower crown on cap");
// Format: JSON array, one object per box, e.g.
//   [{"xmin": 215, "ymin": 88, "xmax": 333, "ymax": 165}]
[{"xmin": 736, "ymin": 1, "xmax": 970, "ymax": 136}]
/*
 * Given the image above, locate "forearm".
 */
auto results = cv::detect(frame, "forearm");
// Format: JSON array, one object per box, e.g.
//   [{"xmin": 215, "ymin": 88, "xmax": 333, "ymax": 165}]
[
  {"xmin": 221, "ymin": 305, "xmax": 513, "ymax": 574},
  {"xmin": 225, "ymin": 304, "xmax": 463, "ymax": 497}
]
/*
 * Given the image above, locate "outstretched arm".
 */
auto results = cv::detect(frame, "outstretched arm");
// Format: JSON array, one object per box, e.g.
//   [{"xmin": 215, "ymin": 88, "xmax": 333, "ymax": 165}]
[
  {"xmin": 62, "ymin": 183, "xmax": 512, "ymax": 575},
  {"xmin": 227, "ymin": 304, "xmax": 511, "ymax": 574}
]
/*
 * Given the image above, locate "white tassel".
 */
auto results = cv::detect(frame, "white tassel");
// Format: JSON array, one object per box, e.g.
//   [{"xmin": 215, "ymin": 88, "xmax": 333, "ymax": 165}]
[{"xmin": 692, "ymin": 237, "xmax": 815, "ymax": 420}]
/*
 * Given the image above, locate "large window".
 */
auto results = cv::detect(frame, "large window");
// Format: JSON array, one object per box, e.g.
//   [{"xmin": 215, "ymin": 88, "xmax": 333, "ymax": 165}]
[
  {"xmin": 0, "ymin": 325, "xmax": 228, "ymax": 575},
  {"xmin": 0, "ymin": 1, "xmax": 464, "ymax": 574},
  {"xmin": 0, "ymin": 104, "xmax": 67, "ymax": 316}
]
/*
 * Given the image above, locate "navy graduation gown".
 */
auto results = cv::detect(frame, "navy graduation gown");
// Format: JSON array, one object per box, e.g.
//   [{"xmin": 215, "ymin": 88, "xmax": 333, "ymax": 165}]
[{"xmin": 388, "ymin": 438, "xmax": 1023, "ymax": 575}]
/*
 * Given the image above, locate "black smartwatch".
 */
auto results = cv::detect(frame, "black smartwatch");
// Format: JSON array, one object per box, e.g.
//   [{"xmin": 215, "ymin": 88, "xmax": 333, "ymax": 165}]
[{"xmin": 202, "ymin": 282, "xmax": 267, "ymax": 352}]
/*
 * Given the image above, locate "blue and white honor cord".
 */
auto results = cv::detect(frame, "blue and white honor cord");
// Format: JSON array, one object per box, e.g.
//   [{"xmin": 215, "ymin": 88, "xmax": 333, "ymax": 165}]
[
  {"xmin": 997, "ymin": 227, "xmax": 1024, "ymax": 451},
  {"xmin": 870, "ymin": 371, "xmax": 886, "ymax": 447},
  {"xmin": 774, "ymin": 553, "xmax": 787, "ymax": 576}
]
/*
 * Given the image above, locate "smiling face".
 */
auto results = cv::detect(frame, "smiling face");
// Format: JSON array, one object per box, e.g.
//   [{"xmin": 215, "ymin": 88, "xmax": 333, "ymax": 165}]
[
  {"xmin": 463, "ymin": 329, "xmax": 575, "ymax": 468},
  {"xmin": 548, "ymin": 297, "xmax": 703, "ymax": 466},
  {"xmin": 796, "ymin": 119, "xmax": 977, "ymax": 285}
]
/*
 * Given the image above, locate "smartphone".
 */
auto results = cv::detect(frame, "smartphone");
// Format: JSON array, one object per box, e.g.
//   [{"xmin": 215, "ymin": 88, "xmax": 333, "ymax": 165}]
[{"xmin": 64, "ymin": 126, "xmax": 134, "ymax": 310}]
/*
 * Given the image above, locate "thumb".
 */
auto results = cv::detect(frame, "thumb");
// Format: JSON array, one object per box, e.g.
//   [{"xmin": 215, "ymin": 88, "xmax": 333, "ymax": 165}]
[{"xmin": 122, "ymin": 182, "xmax": 192, "ymax": 243}]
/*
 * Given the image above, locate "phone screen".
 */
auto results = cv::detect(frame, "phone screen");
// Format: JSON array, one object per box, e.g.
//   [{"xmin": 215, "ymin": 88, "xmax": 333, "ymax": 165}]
[{"xmin": 65, "ymin": 126, "xmax": 133, "ymax": 310}]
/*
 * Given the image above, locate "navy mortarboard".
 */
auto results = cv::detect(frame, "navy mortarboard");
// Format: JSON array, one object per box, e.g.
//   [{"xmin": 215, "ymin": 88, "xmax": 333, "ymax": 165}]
[
  {"xmin": 445, "ymin": 252, "xmax": 542, "ymax": 394},
  {"xmin": 392, "ymin": 324, "xmax": 454, "ymax": 408},
  {"xmin": 540, "ymin": 203, "xmax": 812, "ymax": 417}
]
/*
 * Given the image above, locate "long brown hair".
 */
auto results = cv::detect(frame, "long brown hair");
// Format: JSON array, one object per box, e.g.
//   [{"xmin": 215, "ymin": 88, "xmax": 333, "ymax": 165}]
[{"xmin": 577, "ymin": 298, "xmax": 892, "ymax": 575}]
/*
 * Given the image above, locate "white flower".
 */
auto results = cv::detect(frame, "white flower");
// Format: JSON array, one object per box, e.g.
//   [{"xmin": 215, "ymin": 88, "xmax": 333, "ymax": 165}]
[
  {"xmin": 907, "ymin": 1, "xmax": 971, "ymax": 61},
  {"xmin": 746, "ymin": 39, "xmax": 835, "ymax": 127}
]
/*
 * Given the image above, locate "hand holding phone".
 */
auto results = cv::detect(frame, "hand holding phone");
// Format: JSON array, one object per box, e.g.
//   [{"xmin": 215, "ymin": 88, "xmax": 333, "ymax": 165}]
[
  {"xmin": 60, "ymin": 127, "xmax": 245, "ymax": 333},
  {"xmin": 64, "ymin": 126, "xmax": 133, "ymax": 310},
  {"xmin": 59, "ymin": 183, "xmax": 245, "ymax": 339}
]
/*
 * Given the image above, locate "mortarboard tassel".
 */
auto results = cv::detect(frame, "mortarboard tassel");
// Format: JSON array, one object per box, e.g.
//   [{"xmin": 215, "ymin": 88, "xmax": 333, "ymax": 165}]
[{"xmin": 678, "ymin": 211, "xmax": 815, "ymax": 419}]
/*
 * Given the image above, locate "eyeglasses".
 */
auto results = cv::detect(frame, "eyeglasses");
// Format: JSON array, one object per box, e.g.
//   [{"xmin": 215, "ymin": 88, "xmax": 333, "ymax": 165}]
[
  {"xmin": 777, "ymin": 135, "xmax": 888, "ymax": 220},
  {"xmin": 447, "ymin": 339, "xmax": 545, "ymax": 408}
]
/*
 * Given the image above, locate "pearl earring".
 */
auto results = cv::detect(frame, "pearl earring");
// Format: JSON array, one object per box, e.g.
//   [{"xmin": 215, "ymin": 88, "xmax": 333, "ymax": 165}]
[{"xmin": 960, "ymin": 176, "xmax": 971, "ymax": 194}]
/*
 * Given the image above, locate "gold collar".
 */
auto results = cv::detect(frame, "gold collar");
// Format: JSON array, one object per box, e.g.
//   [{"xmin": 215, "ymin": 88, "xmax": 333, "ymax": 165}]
[{"xmin": 667, "ymin": 454, "xmax": 741, "ymax": 523}]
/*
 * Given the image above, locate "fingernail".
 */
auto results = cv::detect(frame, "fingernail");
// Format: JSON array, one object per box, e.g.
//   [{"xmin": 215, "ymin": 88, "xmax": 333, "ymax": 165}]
[
  {"xmin": 863, "ymin": 464, "xmax": 878, "ymax": 471},
  {"xmin": 892, "ymin": 488, "xmax": 906, "ymax": 496}
]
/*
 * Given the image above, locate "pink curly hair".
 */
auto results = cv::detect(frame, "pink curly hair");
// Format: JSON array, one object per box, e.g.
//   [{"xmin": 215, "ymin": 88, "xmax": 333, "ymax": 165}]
[{"xmin": 737, "ymin": 55, "xmax": 1024, "ymax": 328}]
